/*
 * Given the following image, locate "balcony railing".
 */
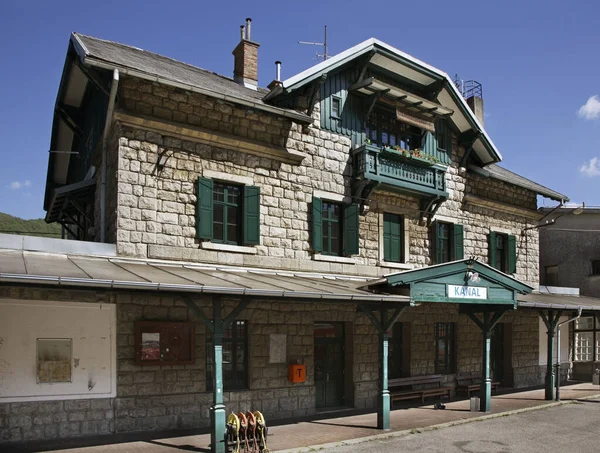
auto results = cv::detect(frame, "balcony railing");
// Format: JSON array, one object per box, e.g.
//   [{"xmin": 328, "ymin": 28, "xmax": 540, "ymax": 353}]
[{"xmin": 352, "ymin": 144, "xmax": 448, "ymax": 198}]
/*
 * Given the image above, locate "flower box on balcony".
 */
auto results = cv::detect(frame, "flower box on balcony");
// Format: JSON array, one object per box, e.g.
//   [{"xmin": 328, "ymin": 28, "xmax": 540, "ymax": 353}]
[{"xmin": 380, "ymin": 146, "xmax": 439, "ymax": 166}]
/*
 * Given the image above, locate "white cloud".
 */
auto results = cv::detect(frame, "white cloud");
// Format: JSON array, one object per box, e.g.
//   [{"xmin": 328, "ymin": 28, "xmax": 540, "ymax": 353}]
[
  {"xmin": 9, "ymin": 180, "xmax": 31, "ymax": 190},
  {"xmin": 579, "ymin": 157, "xmax": 600, "ymax": 177},
  {"xmin": 577, "ymin": 95, "xmax": 600, "ymax": 120}
]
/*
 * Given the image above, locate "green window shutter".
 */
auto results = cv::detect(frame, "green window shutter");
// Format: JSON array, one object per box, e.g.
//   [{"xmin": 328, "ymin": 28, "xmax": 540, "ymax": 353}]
[
  {"xmin": 489, "ymin": 231, "xmax": 497, "ymax": 269},
  {"xmin": 383, "ymin": 214, "xmax": 392, "ymax": 262},
  {"xmin": 384, "ymin": 213, "xmax": 403, "ymax": 262},
  {"xmin": 243, "ymin": 186, "xmax": 260, "ymax": 245},
  {"xmin": 421, "ymin": 131, "xmax": 436, "ymax": 155},
  {"xmin": 196, "ymin": 177, "xmax": 213, "ymax": 240},
  {"xmin": 508, "ymin": 235, "xmax": 517, "ymax": 274},
  {"xmin": 312, "ymin": 197, "xmax": 323, "ymax": 253},
  {"xmin": 453, "ymin": 224, "xmax": 464, "ymax": 260},
  {"xmin": 343, "ymin": 203, "xmax": 360, "ymax": 256},
  {"xmin": 432, "ymin": 221, "xmax": 444, "ymax": 264}
]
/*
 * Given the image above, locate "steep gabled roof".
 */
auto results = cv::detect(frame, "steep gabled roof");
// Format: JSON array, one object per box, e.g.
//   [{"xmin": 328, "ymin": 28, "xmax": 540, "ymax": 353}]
[
  {"xmin": 72, "ymin": 33, "xmax": 311, "ymax": 123},
  {"xmin": 267, "ymin": 38, "xmax": 502, "ymax": 166}
]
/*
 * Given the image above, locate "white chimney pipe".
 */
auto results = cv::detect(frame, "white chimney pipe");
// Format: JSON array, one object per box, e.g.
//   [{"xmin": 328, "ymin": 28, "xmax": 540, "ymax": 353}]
[
  {"xmin": 245, "ymin": 18, "xmax": 252, "ymax": 40},
  {"xmin": 275, "ymin": 61, "xmax": 281, "ymax": 81},
  {"xmin": 239, "ymin": 25, "xmax": 244, "ymax": 40}
]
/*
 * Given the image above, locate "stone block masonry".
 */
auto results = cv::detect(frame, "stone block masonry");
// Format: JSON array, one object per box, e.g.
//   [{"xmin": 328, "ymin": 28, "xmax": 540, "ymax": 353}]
[
  {"xmin": 109, "ymin": 75, "xmax": 541, "ymax": 288},
  {"xmin": 0, "ymin": 286, "xmax": 543, "ymax": 443}
]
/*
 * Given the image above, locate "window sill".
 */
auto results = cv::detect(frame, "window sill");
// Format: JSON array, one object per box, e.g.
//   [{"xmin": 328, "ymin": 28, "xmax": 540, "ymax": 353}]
[
  {"xmin": 378, "ymin": 261, "xmax": 413, "ymax": 270},
  {"xmin": 313, "ymin": 254, "xmax": 357, "ymax": 264},
  {"xmin": 201, "ymin": 242, "xmax": 257, "ymax": 255}
]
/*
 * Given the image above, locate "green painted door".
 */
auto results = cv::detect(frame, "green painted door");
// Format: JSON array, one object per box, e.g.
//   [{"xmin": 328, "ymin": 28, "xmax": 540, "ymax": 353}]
[{"xmin": 314, "ymin": 322, "xmax": 345, "ymax": 408}]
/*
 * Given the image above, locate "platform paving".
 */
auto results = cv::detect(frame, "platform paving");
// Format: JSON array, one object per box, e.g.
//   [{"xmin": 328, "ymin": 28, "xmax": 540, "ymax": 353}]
[{"xmin": 10, "ymin": 383, "xmax": 600, "ymax": 453}]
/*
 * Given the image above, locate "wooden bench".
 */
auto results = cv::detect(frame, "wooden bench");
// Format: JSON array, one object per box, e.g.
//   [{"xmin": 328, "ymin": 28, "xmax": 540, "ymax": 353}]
[
  {"xmin": 389, "ymin": 375, "xmax": 452, "ymax": 405},
  {"xmin": 456, "ymin": 371, "xmax": 500, "ymax": 397}
]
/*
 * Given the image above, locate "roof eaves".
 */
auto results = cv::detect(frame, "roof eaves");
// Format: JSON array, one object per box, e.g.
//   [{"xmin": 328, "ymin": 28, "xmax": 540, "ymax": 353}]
[{"xmin": 485, "ymin": 165, "xmax": 569, "ymax": 202}]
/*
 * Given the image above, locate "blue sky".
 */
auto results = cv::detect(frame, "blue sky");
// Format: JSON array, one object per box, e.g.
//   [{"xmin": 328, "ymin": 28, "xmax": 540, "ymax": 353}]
[{"xmin": 1, "ymin": 0, "xmax": 599, "ymax": 219}]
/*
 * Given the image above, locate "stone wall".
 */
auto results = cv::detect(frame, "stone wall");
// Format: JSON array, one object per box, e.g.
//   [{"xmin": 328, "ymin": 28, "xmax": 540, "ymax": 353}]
[
  {"xmin": 0, "ymin": 286, "xmax": 543, "ymax": 443},
  {"xmin": 104, "ymin": 75, "xmax": 541, "ymax": 285}
]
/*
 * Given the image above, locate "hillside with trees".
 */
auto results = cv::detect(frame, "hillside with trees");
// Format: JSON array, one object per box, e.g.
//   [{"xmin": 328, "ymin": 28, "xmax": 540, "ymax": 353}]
[{"xmin": 0, "ymin": 212, "xmax": 61, "ymax": 238}]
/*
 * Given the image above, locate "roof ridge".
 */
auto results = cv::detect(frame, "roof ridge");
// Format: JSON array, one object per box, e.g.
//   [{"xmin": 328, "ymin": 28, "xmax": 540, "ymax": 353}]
[{"xmin": 73, "ymin": 32, "xmax": 268, "ymax": 93}]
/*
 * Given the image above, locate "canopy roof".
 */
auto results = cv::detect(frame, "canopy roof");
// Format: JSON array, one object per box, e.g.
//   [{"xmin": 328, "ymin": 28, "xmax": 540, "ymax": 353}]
[{"xmin": 0, "ymin": 248, "xmax": 408, "ymax": 303}]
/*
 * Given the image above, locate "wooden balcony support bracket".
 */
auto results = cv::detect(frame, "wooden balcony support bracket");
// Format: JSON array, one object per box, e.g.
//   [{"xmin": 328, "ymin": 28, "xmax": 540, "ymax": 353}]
[
  {"xmin": 426, "ymin": 80, "xmax": 445, "ymax": 101},
  {"xmin": 352, "ymin": 180, "xmax": 379, "ymax": 213},
  {"xmin": 355, "ymin": 50, "xmax": 376, "ymax": 86},
  {"xmin": 421, "ymin": 196, "xmax": 444, "ymax": 225},
  {"xmin": 55, "ymin": 103, "xmax": 84, "ymax": 137},
  {"xmin": 75, "ymin": 59, "xmax": 111, "ymax": 97},
  {"xmin": 307, "ymin": 73, "xmax": 328, "ymax": 117},
  {"xmin": 364, "ymin": 90, "xmax": 389, "ymax": 125}
]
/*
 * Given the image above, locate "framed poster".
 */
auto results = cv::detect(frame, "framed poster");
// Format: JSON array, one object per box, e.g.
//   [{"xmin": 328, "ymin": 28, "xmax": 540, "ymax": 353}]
[{"xmin": 135, "ymin": 321, "xmax": 194, "ymax": 365}]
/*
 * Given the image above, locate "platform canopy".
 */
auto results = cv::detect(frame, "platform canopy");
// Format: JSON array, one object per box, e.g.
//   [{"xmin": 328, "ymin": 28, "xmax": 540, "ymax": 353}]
[{"xmin": 0, "ymin": 248, "xmax": 409, "ymax": 303}]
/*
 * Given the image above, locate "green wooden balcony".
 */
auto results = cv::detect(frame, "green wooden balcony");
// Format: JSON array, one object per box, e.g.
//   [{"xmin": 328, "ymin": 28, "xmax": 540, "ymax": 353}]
[{"xmin": 352, "ymin": 144, "xmax": 448, "ymax": 199}]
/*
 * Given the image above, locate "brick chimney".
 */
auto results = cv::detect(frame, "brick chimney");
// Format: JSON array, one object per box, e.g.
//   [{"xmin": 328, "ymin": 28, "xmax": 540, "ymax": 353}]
[{"xmin": 233, "ymin": 18, "xmax": 259, "ymax": 90}]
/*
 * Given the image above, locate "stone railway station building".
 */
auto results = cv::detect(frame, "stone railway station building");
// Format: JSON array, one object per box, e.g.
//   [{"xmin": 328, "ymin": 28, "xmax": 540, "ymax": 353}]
[{"xmin": 2, "ymin": 20, "xmax": 600, "ymax": 452}]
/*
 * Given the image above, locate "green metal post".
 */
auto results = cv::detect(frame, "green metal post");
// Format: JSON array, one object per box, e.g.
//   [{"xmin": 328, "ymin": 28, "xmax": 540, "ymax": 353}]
[
  {"xmin": 480, "ymin": 313, "xmax": 492, "ymax": 413},
  {"xmin": 545, "ymin": 313, "xmax": 556, "ymax": 401},
  {"xmin": 210, "ymin": 297, "xmax": 226, "ymax": 453},
  {"xmin": 378, "ymin": 308, "xmax": 390, "ymax": 430}
]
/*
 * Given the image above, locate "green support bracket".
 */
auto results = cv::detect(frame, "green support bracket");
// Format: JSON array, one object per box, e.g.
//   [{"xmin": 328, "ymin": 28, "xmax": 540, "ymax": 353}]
[
  {"xmin": 358, "ymin": 303, "xmax": 409, "ymax": 430},
  {"xmin": 465, "ymin": 307, "xmax": 511, "ymax": 412},
  {"xmin": 182, "ymin": 295, "xmax": 251, "ymax": 453},
  {"xmin": 539, "ymin": 309, "xmax": 563, "ymax": 401}
]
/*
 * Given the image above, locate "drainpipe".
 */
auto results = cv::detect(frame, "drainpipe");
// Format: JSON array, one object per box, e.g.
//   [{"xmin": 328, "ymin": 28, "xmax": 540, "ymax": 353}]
[
  {"xmin": 555, "ymin": 307, "xmax": 582, "ymax": 401},
  {"xmin": 100, "ymin": 69, "xmax": 119, "ymax": 243}
]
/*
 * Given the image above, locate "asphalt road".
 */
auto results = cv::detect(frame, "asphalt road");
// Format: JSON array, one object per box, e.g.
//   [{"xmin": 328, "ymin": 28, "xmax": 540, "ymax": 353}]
[{"xmin": 319, "ymin": 399, "xmax": 600, "ymax": 453}]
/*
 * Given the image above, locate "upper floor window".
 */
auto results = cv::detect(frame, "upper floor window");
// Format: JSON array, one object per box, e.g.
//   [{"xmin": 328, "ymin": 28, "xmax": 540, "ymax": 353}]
[
  {"xmin": 592, "ymin": 260, "xmax": 600, "ymax": 276},
  {"xmin": 383, "ymin": 213, "xmax": 404, "ymax": 263},
  {"xmin": 196, "ymin": 178, "xmax": 260, "ymax": 246},
  {"xmin": 322, "ymin": 201, "xmax": 342, "ymax": 256},
  {"xmin": 366, "ymin": 109, "xmax": 421, "ymax": 150},
  {"xmin": 312, "ymin": 197, "xmax": 359, "ymax": 257},
  {"xmin": 489, "ymin": 232, "xmax": 516, "ymax": 274},
  {"xmin": 432, "ymin": 221, "xmax": 464, "ymax": 264}
]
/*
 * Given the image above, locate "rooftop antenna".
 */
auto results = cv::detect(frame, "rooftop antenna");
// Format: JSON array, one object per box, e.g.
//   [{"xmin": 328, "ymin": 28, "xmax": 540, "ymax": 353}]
[{"xmin": 298, "ymin": 25, "xmax": 328, "ymax": 61}]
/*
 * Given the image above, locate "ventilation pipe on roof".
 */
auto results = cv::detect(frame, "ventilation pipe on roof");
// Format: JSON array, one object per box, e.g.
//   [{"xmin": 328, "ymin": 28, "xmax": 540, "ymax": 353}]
[
  {"xmin": 100, "ymin": 69, "xmax": 119, "ymax": 243},
  {"xmin": 275, "ymin": 61, "xmax": 281, "ymax": 81},
  {"xmin": 267, "ymin": 61, "xmax": 283, "ymax": 91}
]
